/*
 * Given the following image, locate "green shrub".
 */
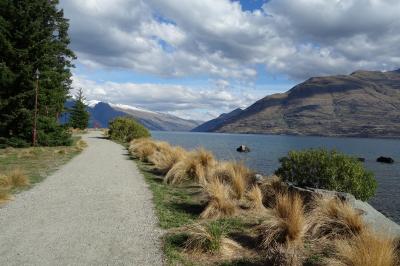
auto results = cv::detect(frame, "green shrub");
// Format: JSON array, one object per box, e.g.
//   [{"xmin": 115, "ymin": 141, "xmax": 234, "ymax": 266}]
[
  {"xmin": 108, "ymin": 117, "xmax": 150, "ymax": 143},
  {"xmin": 275, "ymin": 149, "xmax": 377, "ymax": 201},
  {"xmin": 37, "ymin": 117, "xmax": 72, "ymax": 146}
]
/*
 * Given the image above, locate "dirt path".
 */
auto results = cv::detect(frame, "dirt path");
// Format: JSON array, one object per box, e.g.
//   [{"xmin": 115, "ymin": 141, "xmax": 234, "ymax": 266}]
[{"xmin": 0, "ymin": 131, "xmax": 163, "ymax": 266}]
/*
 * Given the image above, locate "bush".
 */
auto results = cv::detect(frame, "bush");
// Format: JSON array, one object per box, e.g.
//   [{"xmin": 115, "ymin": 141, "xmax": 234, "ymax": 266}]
[
  {"xmin": 37, "ymin": 117, "xmax": 72, "ymax": 146},
  {"xmin": 108, "ymin": 117, "xmax": 150, "ymax": 143},
  {"xmin": 275, "ymin": 149, "xmax": 377, "ymax": 201}
]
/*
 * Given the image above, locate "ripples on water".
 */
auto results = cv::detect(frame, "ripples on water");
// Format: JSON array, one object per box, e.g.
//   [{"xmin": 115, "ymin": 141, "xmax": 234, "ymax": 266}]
[{"xmin": 152, "ymin": 131, "xmax": 400, "ymax": 224}]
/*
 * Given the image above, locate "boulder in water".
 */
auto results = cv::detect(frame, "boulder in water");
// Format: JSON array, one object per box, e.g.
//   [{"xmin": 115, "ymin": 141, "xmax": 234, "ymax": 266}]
[
  {"xmin": 236, "ymin": 145, "xmax": 250, "ymax": 153},
  {"xmin": 376, "ymin": 156, "xmax": 394, "ymax": 164}
]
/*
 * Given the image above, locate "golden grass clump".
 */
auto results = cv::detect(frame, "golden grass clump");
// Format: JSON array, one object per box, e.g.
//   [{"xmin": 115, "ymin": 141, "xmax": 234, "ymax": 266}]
[
  {"xmin": 148, "ymin": 146, "xmax": 187, "ymax": 174},
  {"xmin": 211, "ymin": 161, "xmax": 253, "ymax": 199},
  {"xmin": 257, "ymin": 192, "xmax": 306, "ymax": 265},
  {"xmin": 200, "ymin": 179, "xmax": 236, "ymax": 219},
  {"xmin": 0, "ymin": 174, "xmax": 13, "ymax": 189},
  {"xmin": 246, "ymin": 185, "xmax": 265, "ymax": 210},
  {"xmin": 165, "ymin": 148, "xmax": 215, "ymax": 185},
  {"xmin": 307, "ymin": 197, "xmax": 365, "ymax": 240},
  {"xmin": 184, "ymin": 223, "xmax": 242, "ymax": 257},
  {"xmin": 129, "ymin": 138, "xmax": 171, "ymax": 162},
  {"xmin": 259, "ymin": 175, "xmax": 288, "ymax": 208},
  {"xmin": 7, "ymin": 168, "xmax": 30, "ymax": 187},
  {"xmin": 75, "ymin": 140, "xmax": 88, "ymax": 151},
  {"xmin": 327, "ymin": 230, "xmax": 399, "ymax": 266}
]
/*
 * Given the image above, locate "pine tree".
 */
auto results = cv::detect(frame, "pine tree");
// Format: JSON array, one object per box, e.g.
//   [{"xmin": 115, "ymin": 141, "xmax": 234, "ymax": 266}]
[
  {"xmin": 0, "ymin": 0, "xmax": 76, "ymax": 147},
  {"xmin": 69, "ymin": 88, "xmax": 89, "ymax": 130}
]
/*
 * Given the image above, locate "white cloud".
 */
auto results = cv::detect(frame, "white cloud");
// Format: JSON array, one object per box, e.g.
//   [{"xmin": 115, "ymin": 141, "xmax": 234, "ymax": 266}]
[
  {"xmin": 72, "ymin": 75, "xmax": 258, "ymax": 120},
  {"xmin": 60, "ymin": 0, "xmax": 400, "ymax": 81}
]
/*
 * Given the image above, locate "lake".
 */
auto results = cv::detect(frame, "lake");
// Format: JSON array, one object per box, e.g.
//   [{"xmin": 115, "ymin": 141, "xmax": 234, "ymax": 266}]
[{"xmin": 152, "ymin": 131, "xmax": 400, "ymax": 224}]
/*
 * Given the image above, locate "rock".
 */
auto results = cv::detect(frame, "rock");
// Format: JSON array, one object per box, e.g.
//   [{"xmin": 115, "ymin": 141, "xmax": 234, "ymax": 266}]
[
  {"xmin": 376, "ymin": 156, "xmax": 394, "ymax": 164},
  {"xmin": 357, "ymin": 157, "xmax": 365, "ymax": 162},
  {"xmin": 236, "ymin": 145, "xmax": 250, "ymax": 153},
  {"xmin": 254, "ymin": 174, "xmax": 264, "ymax": 182}
]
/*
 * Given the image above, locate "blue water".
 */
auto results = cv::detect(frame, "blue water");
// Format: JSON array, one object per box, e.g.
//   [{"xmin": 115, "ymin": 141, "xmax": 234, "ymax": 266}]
[{"xmin": 152, "ymin": 131, "xmax": 400, "ymax": 223}]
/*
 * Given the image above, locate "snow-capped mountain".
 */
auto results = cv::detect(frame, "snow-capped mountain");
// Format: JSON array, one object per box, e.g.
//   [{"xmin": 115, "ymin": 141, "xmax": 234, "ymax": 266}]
[{"xmin": 85, "ymin": 101, "xmax": 201, "ymax": 131}]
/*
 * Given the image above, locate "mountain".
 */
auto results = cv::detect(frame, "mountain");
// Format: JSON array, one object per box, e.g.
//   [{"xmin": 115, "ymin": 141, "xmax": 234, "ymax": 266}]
[
  {"xmin": 87, "ymin": 102, "xmax": 127, "ymax": 128},
  {"xmin": 195, "ymin": 69, "xmax": 400, "ymax": 138},
  {"xmin": 63, "ymin": 101, "xmax": 201, "ymax": 131},
  {"xmin": 191, "ymin": 108, "xmax": 243, "ymax": 132},
  {"xmin": 110, "ymin": 103, "xmax": 201, "ymax": 131}
]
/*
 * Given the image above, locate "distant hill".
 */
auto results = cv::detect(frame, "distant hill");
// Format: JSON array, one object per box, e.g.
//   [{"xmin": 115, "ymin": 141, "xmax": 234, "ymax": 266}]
[
  {"xmin": 63, "ymin": 101, "xmax": 201, "ymax": 131},
  {"xmin": 110, "ymin": 103, "xmax": 201, "ymax": 131},
  {"xmin": 191, "ymin": 108, "xmax": 242, "ymax": 132},
  {"xmin": 195, "ymin": 69, "xmax": 400, "ymax": 138}
]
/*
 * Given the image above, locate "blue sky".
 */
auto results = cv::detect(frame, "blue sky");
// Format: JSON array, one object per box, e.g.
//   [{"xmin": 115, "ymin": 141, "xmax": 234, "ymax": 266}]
[{"xmin": 61, "ymin": 0, "xmax": 400, "ymax": 120}]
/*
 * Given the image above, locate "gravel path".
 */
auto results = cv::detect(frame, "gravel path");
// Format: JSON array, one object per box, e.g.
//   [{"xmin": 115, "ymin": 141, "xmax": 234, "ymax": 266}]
[{"xmin": 0, "ymin": 131, "xmax": 163, "ymax": 266}]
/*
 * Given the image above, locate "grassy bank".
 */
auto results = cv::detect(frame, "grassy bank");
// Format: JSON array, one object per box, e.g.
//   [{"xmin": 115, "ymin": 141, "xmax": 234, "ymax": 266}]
[
  {"xmin": 136, "ymin": 160, "xmax": 259, "ymax": 265},
  {"xmin": 0, "ymin": 136, "xmax": 87, "ymax": 203},
  {"xmin": 128, "ymin": 138, "xmax": 399, "ymax": 266}
]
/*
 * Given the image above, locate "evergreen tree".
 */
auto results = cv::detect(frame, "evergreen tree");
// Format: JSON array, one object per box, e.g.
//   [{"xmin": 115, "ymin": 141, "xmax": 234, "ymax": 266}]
[
  {"xmin": 69, "ymin": 88, "xmax": 89, "ymax": 130},
  {"xmin": 0, "ymin": 0, "xmax": 76, "ymax": 147}
]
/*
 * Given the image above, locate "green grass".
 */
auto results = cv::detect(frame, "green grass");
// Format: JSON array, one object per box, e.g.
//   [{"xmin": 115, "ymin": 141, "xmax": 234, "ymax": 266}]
[
  {"xmin": 0, "ymin": 136, "xmax": 83, "ymax": 192},
  {"xmin": 136, "ymin": 160, "xmax": 199, "ymax": 229},
  {"xmin": 164, "ymin": 233, "xmax": 195, "ymax": 266}
]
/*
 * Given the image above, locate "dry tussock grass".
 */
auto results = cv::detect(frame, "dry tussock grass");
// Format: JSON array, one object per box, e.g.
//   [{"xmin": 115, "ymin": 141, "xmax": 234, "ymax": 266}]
[
  {"xmin": 184, "ymin": 223, "xmax": 243, "ymax": 258},
  {"xmin": 200, "ymin": 179, "xmax": 236, "ymax": 219},
  {"xmin": 327, "ymin": 230, "xmax": 399, "ymax": 266},
  {"xmin": 148, "ymin": 146, "xmax": 187, "ymax": 174},
  {"xmin": 75, "ymin": 140, "xmax": 88, "ymax": 151},
  {"xmin": 307, "ymin": 197, "xmax": 365, "ymax": 241},
  {"xmin": 129, "ymin": 138, "xmax": 170, "ymax": 162},
  {"xmin": 257, "ymin": 192, "xmax": 306, "ymax": 265},
  {"xmin": 211, "ymin": 161, "xmax": 253, "ymax": 199},
  {"xmin": 219, "ymin": 237, "xmax": 245, "ymax": 259},
  {"xmin": 0, "ymin": 174, "xmax": 13, "ymax": 189},
  {"xmin": 165, "ymin": 148, "xmax": 215, "ymax": 185},
  {"xmin": 7, "ymin": 168, "xmax": 30, "ymax": 187},
  {"xmin": 246, "ymin": 185, "xmax": 265, "ymax": 210},
  {"xmin": 259, "ymin": 175, "xmax": 288, "ymax": 207}
]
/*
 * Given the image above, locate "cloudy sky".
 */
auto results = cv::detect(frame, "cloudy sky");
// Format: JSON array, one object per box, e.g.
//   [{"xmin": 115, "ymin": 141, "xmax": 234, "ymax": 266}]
[{"xmin": 59, "ymin": 0, "xmax": 400, "ymax": 121}]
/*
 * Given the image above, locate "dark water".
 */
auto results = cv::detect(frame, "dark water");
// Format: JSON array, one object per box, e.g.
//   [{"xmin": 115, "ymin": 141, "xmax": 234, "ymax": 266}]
[{"xmin": 152, "ymin": 131, "xmax": 400, "ymax": 224}]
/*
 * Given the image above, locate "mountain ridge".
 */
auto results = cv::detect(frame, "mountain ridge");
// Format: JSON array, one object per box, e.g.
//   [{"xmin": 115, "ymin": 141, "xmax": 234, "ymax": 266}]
[
  {"xmin": 195, "ymin": 69, "xmax": 400, "ymax": 138},
  {"xmin": 64, "ymin": 101, "xmax": 201, "ymax": 131},
  {"xmin": 191, "ymin": 108, "xmax": 243, "ymax": 132}
]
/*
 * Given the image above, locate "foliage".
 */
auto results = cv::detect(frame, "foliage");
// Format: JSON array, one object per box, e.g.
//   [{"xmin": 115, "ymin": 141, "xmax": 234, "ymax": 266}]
[
  {"xmin": 37, "ymin": 117, "xmax": 72, "ymax": 146},
  {"xmin": 0, "ymin": 0, "xmax": 75, "ymax": 147},
  {"xmin": 69, "ymin": 88, "xmax": 89, "ymax": 130},
  {"xmin": 108, "ymin": 116, "xmax": 150, "ymax": 143},
  {"xmin": 275, "ymin": 149, "xmax": 377, "ymax": 201}
]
